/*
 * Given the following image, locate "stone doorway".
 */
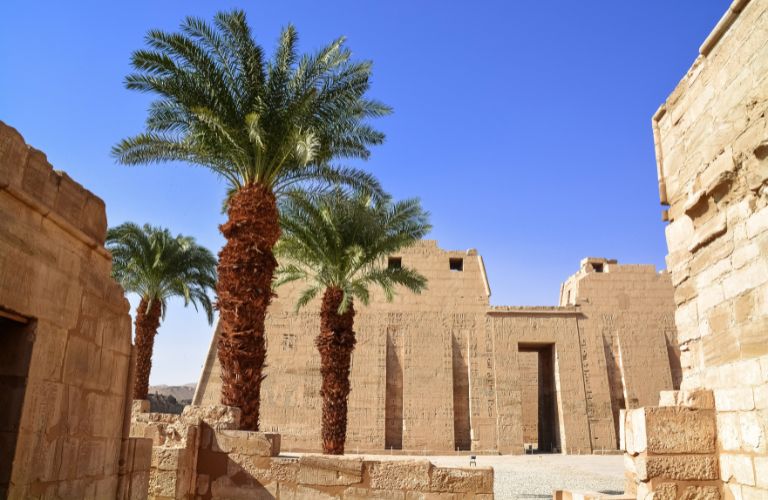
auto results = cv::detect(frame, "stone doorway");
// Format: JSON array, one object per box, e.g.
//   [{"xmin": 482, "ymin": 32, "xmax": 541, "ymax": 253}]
[
  {"xmin": 518, "ymin": 343, "xmax": 560, "ymax": 453},
  {"xmin": 0, "ymin": 313, "xmax": 35, "ymax": 498}
]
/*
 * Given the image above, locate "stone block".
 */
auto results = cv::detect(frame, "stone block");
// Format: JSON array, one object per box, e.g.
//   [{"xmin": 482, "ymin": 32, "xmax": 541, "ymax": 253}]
[
  {"xmin": 298, "ymin": 455, "xmax": 363, "ymax": 486},
  {"xmin": 279, "ymin": 484, "xmax": 337, "ymax": 499},
  {"xmin": 53, "ymin": 171, "xmax": 86, "ymax": 226},
  {"xmin": 344, "ymin": 486, "xmax": 405, "ymax": 499},
  {"xmin": 635, "ymin": 455, "xmax": 718, "ymax": 481},
  {"xmin": 755, "ymin": 384, "xmax": 768, "ymax": 410},
  {"xmin": 720, "ymin": 453, "xmax": 755, "ymax": 485},
  {"xmin": 623, "ymin": 409, "xmax": 647, "ymax": 455},
  {"xmin": 76, "ymin": 438, "xmax": 107, "ymax": 478},
  {"xmin": 368, "ymin": 460, "xmax": 431, "ymax": 491},
  {"xmin": 658, "ymin": 391, "xmax": 678, "ymax": 407},
  {"xmin": 152, "ymin": 447, "xmax": 188, "ymax": 471},
  {"xmin": 714, "ymin": 387, "xmax": 755, "ymax": 411},
  {"xmin": 132, "ymin": 437, "xmax": 153, "ymax": 472},
  {"xmin": 644, "ymin": 407, "xmax": 716, "ymax": 454},
  {"xmin": 21, "ymin": 149, "xmax": 58, "ymax": 208},
  {"xmin": 211, "ymin": 429, "xmax": 280, "ymax": 457},
  {"xmin": 270, "ymin": 457, "xmax": 300, "ymax": 483},
  {"xmin": 738, "ymin": 410, "xmax": 766, "ymax": 452},
  {"xmin": 0, "ymin": 121, "xmax": 28, "ymax": 188},
  {"xmin": 679, "ymin": 485, "xmax": 720, "ymax": 500},
  {"xmin": 755, "ymin": 456, "xmax": 768, "ymax": 489},
  {"xmin": 181, "ymin": 404, "xmax": 241, "ymax": 430},
  {"xmin": 149, "ymin": 469, "xmax": 180, "ymax": 497},
  {"xmin": 717, "ymin": 412, "xmax": 742, "ymax": 451},
  {"xmin": 678, "ymin": 390, "xmax": 715, "ymax": 409},
  {"xmin": 80, "ymin": 194, "xmax": 108, "ymax": 244},
  {"xmin": 429, "ymin": 466, "xmax": 493, "ymax": 493}
]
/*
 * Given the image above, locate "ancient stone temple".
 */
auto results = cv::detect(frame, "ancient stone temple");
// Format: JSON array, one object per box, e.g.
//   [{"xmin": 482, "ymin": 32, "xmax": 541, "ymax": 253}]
[
  {"xmin": 196, "ymin": 241, "xmax": 680, "ymax": 455},
  {"xmin": 620, "ymin": 0, "xmax": 768, "ymax": 498},
  {"xmin": 0, "ymin": 122, "xmax": 151, "ymax": 499}
]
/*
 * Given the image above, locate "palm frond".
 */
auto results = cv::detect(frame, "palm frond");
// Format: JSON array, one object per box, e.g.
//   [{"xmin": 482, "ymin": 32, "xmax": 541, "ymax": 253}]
[{"xmin": 114, "ymin": 10, "xmax": 390, "ymax": 204}]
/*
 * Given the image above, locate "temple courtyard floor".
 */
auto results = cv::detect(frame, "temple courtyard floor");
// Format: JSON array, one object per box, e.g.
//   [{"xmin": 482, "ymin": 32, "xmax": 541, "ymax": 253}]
[{"xmin": 285, "ymin": 453, "xmax": 625, "ymax": 499}]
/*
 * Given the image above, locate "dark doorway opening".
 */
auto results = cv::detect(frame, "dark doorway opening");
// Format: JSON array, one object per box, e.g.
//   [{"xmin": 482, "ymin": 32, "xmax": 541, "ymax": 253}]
[
  {"xmin": 518, "ymin": 343, "xmax": 560, "ymax": 453},
  {"xmin": 0, "ymin": 313, "xmax": 35, "ymax": 498}
]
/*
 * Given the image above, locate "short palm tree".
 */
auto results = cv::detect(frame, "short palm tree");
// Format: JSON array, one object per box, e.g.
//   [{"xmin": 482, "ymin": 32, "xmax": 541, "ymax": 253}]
[
  {"xmin": 107, "ymin": 222, "xmax": 217, "ymax": 400},
  {"xmin": 275, "ymin": 190, "xmax": 430, "ymax": 454},
  {"xmin": 112, "ymin": 10, "xmax": 389, "ymax": 430}
]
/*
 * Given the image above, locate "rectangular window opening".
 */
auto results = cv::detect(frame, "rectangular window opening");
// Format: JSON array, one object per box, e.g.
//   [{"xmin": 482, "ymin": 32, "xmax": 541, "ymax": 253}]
[
  {"xmin": 388, "ymin": 257, "xmax": 402, "ymax": 270},
  {"xmin": 449, "ymin": 257, "xmax": 464, "ymax": 272},
  {"xmin": 592, "ymin": 263, "xmax": 604, "ymax": 273}
]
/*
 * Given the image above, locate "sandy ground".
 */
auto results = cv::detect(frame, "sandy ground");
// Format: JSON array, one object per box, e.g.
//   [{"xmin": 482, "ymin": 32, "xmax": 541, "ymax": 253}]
[{"xmin": 336, "ymin": 453, "xmax": 626, "ymax": 499}]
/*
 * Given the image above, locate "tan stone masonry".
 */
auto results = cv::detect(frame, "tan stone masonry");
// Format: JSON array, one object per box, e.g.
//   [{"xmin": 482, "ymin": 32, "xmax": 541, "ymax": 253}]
[
  {"xmin": 618, "ymin": 0, "xmax": 768, "ymax": 498},
  {"xmin": 132, "ymin": 402, "xmax": 493, "ymax": 499},
  {"xmin": 0, "ymin": 121, "xmax": 151, "ymax": 499},
  {"xmin": 197, "ymin": 245, "xmax": 679, "ymax": 455}
]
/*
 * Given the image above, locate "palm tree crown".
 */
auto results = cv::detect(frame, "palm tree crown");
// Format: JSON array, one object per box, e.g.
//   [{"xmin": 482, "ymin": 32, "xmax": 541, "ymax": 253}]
[
  {"xmin": 112, "ymin": 10, "xmax": 389, "ymax": 198},
  {"xmin": 275, "ymin": 190, "xmax": 432, "ymax": 312},
  {"xmin": 107, "ymin": 222, "xmax": 217, "ymax": 323}
]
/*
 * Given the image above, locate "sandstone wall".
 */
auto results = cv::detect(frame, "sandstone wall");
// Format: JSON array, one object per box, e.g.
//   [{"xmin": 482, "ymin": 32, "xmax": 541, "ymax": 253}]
[
  {"xmin": 622, "ymin": 0, "xmax": 768, "ymax": 496},
  {"xmin": 0, "ymin": 121, "xmax": 150, "ymax": 499},
  {"xmin": 561, "ymin": 258, "xmax": 679, "ymax": 452},
  {"xmin": 196, "ymin": 241, "xmax": 491, "ymax": 453},
  {"xmin": 195, "ymin": 242, "xmax": 679, "ymax": 455},
  {"xmin": 488, "ymin": 308, "xmax": 591, "ymax": 454}
]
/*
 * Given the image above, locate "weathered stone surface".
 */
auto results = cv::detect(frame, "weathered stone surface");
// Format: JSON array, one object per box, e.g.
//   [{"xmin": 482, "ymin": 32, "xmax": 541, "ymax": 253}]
[
  {"xmin": 211, "ymin": 429, "xmax": 280, "ymax": 457},
  {"xmin": 343, "ymin": 487, "xmax": 406, "ymax": 499},
  {"xmin": 0, "ymin": 121, "xmax": 147, "ymax": 499},
  {"xmin": 182, "ymin": 404, "xmax": 241, "ymax": 430},
  {"xmin": 629, "ymin": 0, "xmax": 768, "ymax": 497},
  {"xmin": 209, "ymin": 475, "xmax": 278, "ymax": 499},
  {"xmin": 635, "ymin": 455, "xmax": 719, "ymax": 481},
  {"xmin": 679, "ymin": 485, "xmax": 720, "ymax": 500},
  {"xmin": 645, "ymin": 407, "xmax": 716, "ymax": 454},
  {"xmin": 369, "ymin": 460, "xmax": 432, "ymax": 491},
  {"xmin": 298, "ymin": 456, "xmax": 363, "ymax": 486},
  {"xmin": 429, "ymin": 467, "xmax": 493, "ymax": 494}
]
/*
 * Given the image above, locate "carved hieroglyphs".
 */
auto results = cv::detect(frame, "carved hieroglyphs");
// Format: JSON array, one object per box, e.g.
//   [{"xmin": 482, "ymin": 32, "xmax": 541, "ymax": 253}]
[{"xmin": 196, "ymin": 243, "xmax": 680, "ymax": 454}]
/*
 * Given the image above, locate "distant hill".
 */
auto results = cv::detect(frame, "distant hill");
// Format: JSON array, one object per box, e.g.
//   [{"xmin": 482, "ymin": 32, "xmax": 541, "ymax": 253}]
[
  {"xmin": 148, "ymin": 383, "xmax": 196, "ymax": 401},
  {"xmin": 147, "ymin": 383, "xmax": 196, "ymax": 414}
]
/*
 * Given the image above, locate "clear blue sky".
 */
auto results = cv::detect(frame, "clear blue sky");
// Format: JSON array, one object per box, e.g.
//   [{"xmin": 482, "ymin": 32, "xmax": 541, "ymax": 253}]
[{"xmin": 1, "ymin": 1, "xmax": 729, "ymax": 384}]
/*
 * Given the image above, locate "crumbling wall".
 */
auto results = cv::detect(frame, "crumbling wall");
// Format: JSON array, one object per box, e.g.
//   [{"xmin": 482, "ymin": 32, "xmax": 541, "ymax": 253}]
[
  {"xmin": 0, "ymin": 121, "xmax": 150, "ymax": 499},
  {"xmin": 133, "ymin": 404, "xmax": 494, "ymax": 499},
  {"xmin": 622, "ymin": 0, "xmax": 768, "ymax": 496}
]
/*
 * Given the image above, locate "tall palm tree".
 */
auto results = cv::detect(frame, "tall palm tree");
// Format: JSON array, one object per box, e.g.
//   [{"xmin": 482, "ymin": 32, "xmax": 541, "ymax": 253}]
[
  {"xmin": 274, "ymin": 190, "xmax": 431, "ymax": 454},
  {"xmin": 112, "ymin": 11, "xmax": 389, "ymax": 430},
  {"xmin": 107, "ymin": 223, "xmax": 217, "ymax": 400}
]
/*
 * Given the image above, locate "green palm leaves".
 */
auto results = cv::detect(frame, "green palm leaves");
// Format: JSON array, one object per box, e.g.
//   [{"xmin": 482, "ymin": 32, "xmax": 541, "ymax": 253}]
[
  {"xmin": 112, "ymin": 10, "xmax": 389, "ymax": 198},
  {"xmin": 275, "ymin": 190, "xmax": 432, "ymax": 313},
  {"xmin": 107, "ymin": 222, "xmax": 217, "ymax": 323}
]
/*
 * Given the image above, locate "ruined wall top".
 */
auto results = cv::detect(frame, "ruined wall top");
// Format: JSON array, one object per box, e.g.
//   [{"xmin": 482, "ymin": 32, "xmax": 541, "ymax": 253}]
[{"xmin": 0, "ymin": 120, "xmax": 108, "ymax": 248}]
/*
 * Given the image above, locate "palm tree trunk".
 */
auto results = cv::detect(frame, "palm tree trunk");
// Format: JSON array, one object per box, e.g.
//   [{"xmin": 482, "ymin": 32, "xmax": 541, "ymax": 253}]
[
  {"xmin": 133, "ymin": 298, "xmax": 162, "ymax": 400},
  {"xmin": 217, "ymin": 183, "xmax": 280, "ymax": 431},
  {"xmin": 317, "ymin": 287, "xmax": 357, "ymax": 454}
]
